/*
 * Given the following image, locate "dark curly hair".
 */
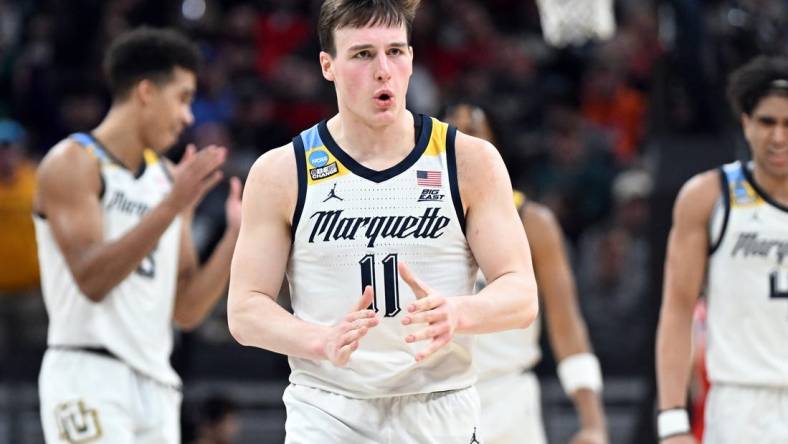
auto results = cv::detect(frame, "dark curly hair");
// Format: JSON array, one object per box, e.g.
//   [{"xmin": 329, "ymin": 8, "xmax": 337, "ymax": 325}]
[
  {"xmin": 726, "ymin": 55, "xmax": 788, "ymax": 116},
  {"xmin": 103, "ymin": 27, "xmax": 200, "ymax": 101}
]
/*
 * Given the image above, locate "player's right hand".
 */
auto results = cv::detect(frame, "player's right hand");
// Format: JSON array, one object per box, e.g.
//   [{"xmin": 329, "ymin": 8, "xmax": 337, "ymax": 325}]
[
  {"xmin": 165, "ymin": 144, "xmax": 227, "ymax": 212},
  {"xmin": 661, "ymin": 434, "xmax": 697, "ymax": 444},
  {"xmin": 322, "ymin": 285, "xmax": 379, "ymax": 367}
]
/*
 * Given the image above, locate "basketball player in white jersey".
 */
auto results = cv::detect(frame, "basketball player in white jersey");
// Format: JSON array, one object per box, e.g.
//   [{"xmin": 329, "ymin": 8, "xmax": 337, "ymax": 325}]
[
  {"xmin": 33, "ymin": 28, "xmax": 241, "ymax": 444},
  {"xmin": 656, "ymin": 55, "xmax": 788, "ymax": 443},
  {"xmin": 227, "ymin": 1, "xmax": 538, "ymax": 442},
  {"xmin": 446, "ymin": 104, "xmax": 608, "ymax": 444}
]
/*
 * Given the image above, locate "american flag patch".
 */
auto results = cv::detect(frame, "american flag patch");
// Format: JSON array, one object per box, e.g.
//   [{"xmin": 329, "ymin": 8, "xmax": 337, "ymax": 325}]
[{"xmin": 417, "ymin": 170, "xmax": 441, "ymax": 187}]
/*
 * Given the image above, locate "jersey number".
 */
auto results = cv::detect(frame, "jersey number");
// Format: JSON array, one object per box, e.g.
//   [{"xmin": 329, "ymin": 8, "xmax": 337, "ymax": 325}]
[
  {"xmin": 359, "ymin": 253, "xmax": 401, "ymax": 317},
  {"xmin": 770, "ymin": 270, "xmax": 788, "ymax": 299}
]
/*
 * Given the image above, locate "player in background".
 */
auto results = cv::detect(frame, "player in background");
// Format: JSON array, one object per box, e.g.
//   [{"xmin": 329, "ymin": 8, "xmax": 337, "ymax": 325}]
[
  {"xmin": 34, "ymin": 27, "xmax": 240, "ymax": 443},
  {"xmin": 446, "ymin": 103, "xmax": 608, "ymax": 444},
  {"xmin": 656, "ymin": 55, "xmax": 788, "ymax": 443}
]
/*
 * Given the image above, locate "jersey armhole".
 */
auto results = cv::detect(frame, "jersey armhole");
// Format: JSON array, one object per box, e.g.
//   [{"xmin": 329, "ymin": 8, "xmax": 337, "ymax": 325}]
[
  {"xmin": 291, "ymin": 137, "xmax": 308, "ymax": 241},
  {"xmin": 97, "ymin": 171, "xmax": 105, "ymax": 201},
  {"xmin": 708, "ymin": 167, "xmax": 730, "ymax": 256},
  {"xmin": 445, "ymin": 125, "xmax": 466, "ymax": 234}
]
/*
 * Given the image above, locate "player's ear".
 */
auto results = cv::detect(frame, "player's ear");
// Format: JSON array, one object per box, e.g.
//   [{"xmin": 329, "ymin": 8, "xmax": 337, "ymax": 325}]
[
  {"xmin": 135, "ymin": 79, "xmax": 157, "ymax": 106},
  {"xmin": 320, "ymin": 51, "xmax": 335, "ymax": 82}
]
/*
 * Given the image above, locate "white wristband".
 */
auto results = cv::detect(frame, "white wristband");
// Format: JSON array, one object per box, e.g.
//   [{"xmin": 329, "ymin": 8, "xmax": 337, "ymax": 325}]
[
  {"xmin": 657, "ymin": 408, "xmax": 690, "ymax": 440},
  {"xmin": 557, "ymin": 352, "xmax": 602, "ymax": 395}
]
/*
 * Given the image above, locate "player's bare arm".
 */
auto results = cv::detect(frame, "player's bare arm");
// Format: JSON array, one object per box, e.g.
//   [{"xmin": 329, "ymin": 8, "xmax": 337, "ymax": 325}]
[
  {"xmin": 457, "ymin": 134, "xmax": 539, "ymax": 331},
  {"xmin": 399, "ymin": 133, "xmax": 538, "ymax": 360},
  {"xmin": 656, "ymin": 170, "xmax": 720, "ymax": 444},
  {"xmin": 524, "ymin": 203, "xmax": 607, "ymax": 444},
  {"xmin": 172, "ymin": 168, "xmax": 242, "ymax": 330},
  {"xmin": 227, "ymin": 146, "xmax": 379, "ymax": 366},
  {"xmin": 34, "ymin": 141, "xmax": 225, "ymax": 302}
]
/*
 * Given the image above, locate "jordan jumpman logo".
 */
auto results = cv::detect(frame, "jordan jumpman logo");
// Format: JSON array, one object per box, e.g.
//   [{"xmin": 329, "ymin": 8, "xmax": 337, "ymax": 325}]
[
  {"xmin": 469, "ymin": 427, "xmax": 480, "ymax": 444},
  {"xmin": 323, "ymin": 183, "xmax": 343, "ymax": 202}
]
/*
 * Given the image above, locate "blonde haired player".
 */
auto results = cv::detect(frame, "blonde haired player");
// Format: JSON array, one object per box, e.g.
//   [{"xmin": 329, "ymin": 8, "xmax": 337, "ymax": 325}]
[
  {"xmin": 657, "ymin": 55, "xmax": 788, "ymax": 443},
  {"xmin": 446, "ymin": 103, "xmax": 608, "ymax": 444},
  {"xmin": 228, "ymin": 1, "xmax": 539, "ymax": 442},
  {"xmin": 34, "ymin": 28, "xmax": 240, "ymax": 443}
]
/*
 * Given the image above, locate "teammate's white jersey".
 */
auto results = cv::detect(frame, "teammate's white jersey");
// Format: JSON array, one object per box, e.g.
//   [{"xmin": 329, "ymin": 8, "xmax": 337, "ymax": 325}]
[
  {"xmin": 474, "ymin": 293, "xmax": 541, "ymax": 381},
  {"xmin": 34, "ymin": 133, "xmax": 182, "ymax": 386},
  {"xmin": 473, "ymin": 195, "xmax": 541, "ymax": 382},
  {"xmin": 706, "ymin": 160, "xmax": 788, "ymax": 387},
  {"xmin": 287, "ymin": 114, "xmax": 478, "ymax": 398}
]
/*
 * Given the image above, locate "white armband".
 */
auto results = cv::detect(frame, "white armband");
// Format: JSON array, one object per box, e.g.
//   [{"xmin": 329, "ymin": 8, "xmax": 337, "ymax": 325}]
[
  {"xmin": 657, "ymin": 408, "xmax": 690, "ymax": 440},
  {"xmin": 557, "ymin": 352, "xmax": 603, "ymax": 395}
]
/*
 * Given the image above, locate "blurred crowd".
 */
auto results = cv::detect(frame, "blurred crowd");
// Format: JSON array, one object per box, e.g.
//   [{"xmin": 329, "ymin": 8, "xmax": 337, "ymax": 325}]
[{"xmin": 0, "ymin": 0, "xmax": 786, "ymax": 442}]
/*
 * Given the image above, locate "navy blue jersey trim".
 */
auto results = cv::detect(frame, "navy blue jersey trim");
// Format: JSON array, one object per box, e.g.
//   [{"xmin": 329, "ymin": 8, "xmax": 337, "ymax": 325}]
[
  {"xmin": 291, "ymin": 137, "xmax": 308, "ymax": 241},
  {"xmin": 75, "ymin": 133, "xmax": 148, "ymax": 179},
  {"xmin": 317, "ymin": 113, "xmax": 431, "ymax": 183},
  {"xmin": 74, "ymin": 133, "xmax": 147, "ymax": 179},
  {"xmin": 709, "ymin": 167, "xmax": 730, "ymax": 255},
  {"xmin": 78, "ymin": 132, "xmax": 147, "ymax": 179},
  {"xmin": 741, "ymin": 163, "xmax": 788, "ymax": 214},
  {"xmin": 98, "ymin": 173, "xmax": 105, "ymax": 200},
  {"xmin": 445, "ymin": 125, "xmax": 466, "ymax": 233}
]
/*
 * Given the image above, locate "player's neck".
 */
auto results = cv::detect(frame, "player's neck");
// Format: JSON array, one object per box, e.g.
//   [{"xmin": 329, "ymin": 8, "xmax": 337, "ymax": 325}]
[
  {"xmin": 752, "ymin": 165, "xmax": 788, "ymax": 205},
  {"xmin": 92, "ymin": 104, "xmax": 147, "ymax": 174},
  {"xmin": 328, "ymin": 109, "xmax": 415, "ymax": 169}
]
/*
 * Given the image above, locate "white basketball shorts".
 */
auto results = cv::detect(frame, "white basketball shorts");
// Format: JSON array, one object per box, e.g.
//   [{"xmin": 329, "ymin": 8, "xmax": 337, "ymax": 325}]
[
  {"xmin": 283, "ymin": 383, "xmax": 482, "ymax": 443},
  {"xmin": 39, "ymin": 348, "xmax": 181, "ymax": 444},
  {"xmin": 477, "ymin": 371, "xmax": 546, "ymax": 444},
  {"xmin": 703, "ymin": 382, "xmax": 788, "ymax": 444}
]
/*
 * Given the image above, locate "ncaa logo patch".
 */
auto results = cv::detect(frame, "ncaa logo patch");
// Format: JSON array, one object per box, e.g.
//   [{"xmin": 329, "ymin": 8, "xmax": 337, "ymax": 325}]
[{"xmin": 309, "ymin": 150, "xmax": 329, "ymax": 168}]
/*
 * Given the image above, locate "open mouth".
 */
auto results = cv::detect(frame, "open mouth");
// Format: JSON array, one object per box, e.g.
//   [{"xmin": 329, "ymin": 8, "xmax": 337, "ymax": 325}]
[{"xmin": 374, "ymin": 91, "xmax": 394, "ymax": 107}]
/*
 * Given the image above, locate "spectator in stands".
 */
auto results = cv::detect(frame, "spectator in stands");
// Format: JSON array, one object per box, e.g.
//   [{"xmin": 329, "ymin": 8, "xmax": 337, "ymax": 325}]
[{"xmin": 0, "ymin": 118, "xmax": 45, "ymax": 361}]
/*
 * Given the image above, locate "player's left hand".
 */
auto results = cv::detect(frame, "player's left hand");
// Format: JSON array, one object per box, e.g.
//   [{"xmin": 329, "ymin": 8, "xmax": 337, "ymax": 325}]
[
  {"xmin": 225, "ymin": 176, "xmax": 242, "ymax": 232},
  {"xmin": 398, "ymin": 261, "xmax": 459, "ymax": 362},
  {"xmin": 569, "ymin": 428, "xmax": 608, "ymax": 444}
]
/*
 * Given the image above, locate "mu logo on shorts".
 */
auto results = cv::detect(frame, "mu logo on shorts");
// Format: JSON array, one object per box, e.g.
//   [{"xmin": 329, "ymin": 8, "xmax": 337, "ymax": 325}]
[{"xmin": 54, "ymin": 400, "xmax": 102, "ymax": 443}]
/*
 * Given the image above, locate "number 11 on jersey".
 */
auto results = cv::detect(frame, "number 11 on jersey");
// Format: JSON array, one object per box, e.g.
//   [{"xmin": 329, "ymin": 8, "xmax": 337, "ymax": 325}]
[{"xmin": 359, "ymin": 254, "xmax": 402, "ymax": 317}]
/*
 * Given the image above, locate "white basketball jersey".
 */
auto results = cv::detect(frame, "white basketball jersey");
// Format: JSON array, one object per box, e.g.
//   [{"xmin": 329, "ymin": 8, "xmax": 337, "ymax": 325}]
[
  {"xmin": 287, "ymin": 114, "xmax": 478, "ymax": 398},
  {"xmin": 474, "ymin": 279, "xmax": 541, "ymax": 382},
  {"xmin": 473, "ymin": 201, "xmax": 541, "ymax": 382},
  {"xmin": 706, "ymin": 161, "xmax": 788, "ymax": 387},
  {"xmin": 34, "ymin": 133, "xmax": 182, "ymax": 386}
]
